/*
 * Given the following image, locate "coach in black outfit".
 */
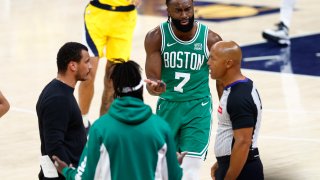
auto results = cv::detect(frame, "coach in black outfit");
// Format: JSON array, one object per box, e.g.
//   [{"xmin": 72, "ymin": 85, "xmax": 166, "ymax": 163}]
[
  {"xmin": 208, "ymin": 41, "xmax": 264, "ymax": 180},
  {"xmin": 36, "ymin": 42, "xmax": 91, "ymax": 179}
]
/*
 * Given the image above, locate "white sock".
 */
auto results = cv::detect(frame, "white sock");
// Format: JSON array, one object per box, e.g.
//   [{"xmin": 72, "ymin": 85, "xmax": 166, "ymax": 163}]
[{"xmin": 280, "ymin": 0, "xmax": 297, "ymax": 27}]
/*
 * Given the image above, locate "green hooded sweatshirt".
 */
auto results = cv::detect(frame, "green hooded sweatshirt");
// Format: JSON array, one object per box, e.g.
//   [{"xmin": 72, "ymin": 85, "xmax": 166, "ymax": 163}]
[{"xmin": 62, "ymin": 96, "xmax": 182, "ymax": 180}]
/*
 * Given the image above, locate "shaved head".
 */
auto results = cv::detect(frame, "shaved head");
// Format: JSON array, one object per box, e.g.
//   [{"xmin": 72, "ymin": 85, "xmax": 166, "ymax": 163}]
[
  {"xmin": 212, "ymin": 41, "xmax": 242, "ymax": 66},
  {"xmin": 208, "ymin": 41, "xmax": 244, "ymax": 83}
]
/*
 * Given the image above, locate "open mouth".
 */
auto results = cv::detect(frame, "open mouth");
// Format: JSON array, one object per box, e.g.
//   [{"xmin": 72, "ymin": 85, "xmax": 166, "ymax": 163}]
[{"xmin": 180, "ymin": 19, "xmax": 189, "ymax": 25}]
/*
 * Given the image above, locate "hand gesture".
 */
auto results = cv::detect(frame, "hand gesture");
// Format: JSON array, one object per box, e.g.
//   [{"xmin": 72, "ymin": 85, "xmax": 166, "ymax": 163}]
[
  {"xmin": 211, "ymin": 162, "xmax": 218, "ymax": 180},
  {"xmin": 144, "ymin": 79, "xmax": 166, "ymax": 96},
  {"xmin": 176, "ymin": 151, "xmax": 188, "ymax": 165},
  {"xmin": 52, "ymin": 155, "xmax": 69, "ymax": 174}
]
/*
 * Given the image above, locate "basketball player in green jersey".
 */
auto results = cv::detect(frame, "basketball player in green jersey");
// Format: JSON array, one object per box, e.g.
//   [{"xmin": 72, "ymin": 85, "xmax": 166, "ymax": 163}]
[{"xmin": 144, "ymin": 0, "xmax": 222, "ymax": 179}]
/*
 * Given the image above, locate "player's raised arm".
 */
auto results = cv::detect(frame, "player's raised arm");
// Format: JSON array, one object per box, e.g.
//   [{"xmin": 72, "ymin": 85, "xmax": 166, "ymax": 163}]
[{"xmin": 144, "ymin": 26, "xmax": 166, "ymax": 96}]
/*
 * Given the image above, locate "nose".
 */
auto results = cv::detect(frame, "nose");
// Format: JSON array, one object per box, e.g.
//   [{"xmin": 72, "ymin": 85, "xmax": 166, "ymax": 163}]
[
  {"xmin": 89, "ymin": 61, "xmax": 93, "ymax": 69},
  {"xmin": 181, "ymin": 10, "xmax": 188, "ymax": 19}
]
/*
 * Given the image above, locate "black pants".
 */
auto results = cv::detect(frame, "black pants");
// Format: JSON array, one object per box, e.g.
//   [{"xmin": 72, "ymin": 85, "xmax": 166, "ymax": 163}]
[
  {"xmin": 215, "ymin": 157, "xmax": 264, "ymax": 180},
  {"xmin": 38, "ymin": 170, "xmax": 65, "ymax": 180}
]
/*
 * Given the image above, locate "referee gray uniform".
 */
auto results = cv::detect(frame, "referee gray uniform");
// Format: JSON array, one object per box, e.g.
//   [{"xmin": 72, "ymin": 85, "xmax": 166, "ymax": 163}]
[{"xmin": 214, "ymin": 78, "xmax": 264, "ymax": 180}]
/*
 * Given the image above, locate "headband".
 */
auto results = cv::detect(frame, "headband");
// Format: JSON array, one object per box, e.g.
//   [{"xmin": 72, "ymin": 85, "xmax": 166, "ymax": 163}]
[{"xmin": 121, "ymin": 80, "xmax": 144, "ymax": 93}]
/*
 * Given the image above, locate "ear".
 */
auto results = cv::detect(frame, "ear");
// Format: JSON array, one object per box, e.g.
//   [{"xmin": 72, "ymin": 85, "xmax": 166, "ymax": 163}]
[
  {"xmin": 69, "ymin": 62, "xmax": 78, "ymax": 72},
  {"xmin": 225, "ymin": 59, "xmax": 233, "ymax": 69}
]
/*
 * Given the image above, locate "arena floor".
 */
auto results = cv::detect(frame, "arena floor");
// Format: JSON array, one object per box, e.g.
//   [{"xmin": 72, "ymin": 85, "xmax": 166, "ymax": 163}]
[{"xmin": 0, "ymin": 0, "xmax": 319, "ymax": 179}]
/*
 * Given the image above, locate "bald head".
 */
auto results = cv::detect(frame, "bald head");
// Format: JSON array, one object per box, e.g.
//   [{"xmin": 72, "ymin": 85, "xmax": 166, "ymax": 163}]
[
  {"xmin": 208, "ymin": 40, "xmax": 244, "ymax": 82},
  {"xmin": 211, "ymin": 41, "xmax": 242, "ymax": 66}
]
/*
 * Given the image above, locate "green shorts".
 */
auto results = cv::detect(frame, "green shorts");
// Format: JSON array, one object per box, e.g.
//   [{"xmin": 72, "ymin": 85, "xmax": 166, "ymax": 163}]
[{"xmin": 156, "ymin": 96, "xmax": 213, "ymax": 159}]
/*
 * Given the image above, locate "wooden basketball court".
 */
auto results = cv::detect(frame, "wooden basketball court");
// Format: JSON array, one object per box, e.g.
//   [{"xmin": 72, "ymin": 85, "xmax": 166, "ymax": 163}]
[{"xmin": 0, "ymin": 0, "xmax": 319, "ymax": 179}]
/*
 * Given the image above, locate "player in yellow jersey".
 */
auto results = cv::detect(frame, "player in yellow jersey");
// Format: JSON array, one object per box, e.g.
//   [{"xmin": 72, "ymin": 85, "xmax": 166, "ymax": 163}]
[{"xmin": 79, "ymin": 0, "xmax": 141, "ymax": 131}]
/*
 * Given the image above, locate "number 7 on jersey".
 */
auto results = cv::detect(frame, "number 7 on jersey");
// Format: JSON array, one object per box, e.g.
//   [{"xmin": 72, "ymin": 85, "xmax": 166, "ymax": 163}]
[{"xmin": 174, "ymin": 72, "xmax": 190, "ymax": 93}]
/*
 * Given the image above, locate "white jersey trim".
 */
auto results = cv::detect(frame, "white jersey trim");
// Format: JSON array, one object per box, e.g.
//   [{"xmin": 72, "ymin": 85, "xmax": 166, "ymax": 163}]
[
  {"xmin": 155, "ymin": 143, "xmax": 168, "ymax": 180},
  {"xmin": 94, "ymin": 144, "xmax": 111, "ymax": 180}
]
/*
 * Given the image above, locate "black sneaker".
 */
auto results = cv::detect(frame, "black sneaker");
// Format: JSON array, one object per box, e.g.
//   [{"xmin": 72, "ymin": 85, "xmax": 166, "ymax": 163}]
[{"xmin": 262, "ymin": 22, "xmax": 290, "ymax": 46}]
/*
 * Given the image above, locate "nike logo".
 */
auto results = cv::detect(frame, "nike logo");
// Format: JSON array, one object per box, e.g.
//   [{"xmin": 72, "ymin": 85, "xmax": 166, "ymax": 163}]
[
  {"xmin": 167, "ymin": 42, "xmax": 177, "ymax": 47},
  {"xmin": 201, "ymin": 101, "xmax": 209, "ymax": 106}
]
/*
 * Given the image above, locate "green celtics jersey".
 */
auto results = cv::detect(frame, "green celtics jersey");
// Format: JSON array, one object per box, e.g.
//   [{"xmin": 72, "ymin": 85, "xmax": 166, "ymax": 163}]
[{"xmin": 160, "ymin": 21, "xmax": 210, "ymax": 101}]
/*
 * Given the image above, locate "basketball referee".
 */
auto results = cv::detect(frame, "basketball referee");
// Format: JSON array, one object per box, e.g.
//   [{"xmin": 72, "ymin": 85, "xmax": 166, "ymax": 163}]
[{"xmin": 208, "ymin": 41, "xmax": 264, "ymax": 180}]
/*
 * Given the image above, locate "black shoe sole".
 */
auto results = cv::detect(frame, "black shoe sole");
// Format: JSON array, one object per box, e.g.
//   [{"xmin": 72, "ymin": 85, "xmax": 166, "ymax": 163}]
[{"xmin": 262, "ymin": 32, "xmax": 290, "ymax": 46}]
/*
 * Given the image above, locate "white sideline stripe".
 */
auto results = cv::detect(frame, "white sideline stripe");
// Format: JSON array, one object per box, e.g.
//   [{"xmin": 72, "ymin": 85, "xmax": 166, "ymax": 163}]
[
  {"xmin": 243, "ymin": 55, "xmax": 280, "ymax": 62},
  {"xmin": 240, "ymin": 32, "xmax": 320, "ymax": 47},
  {"xmin": 261, "ymin": 135, "xmax": 320, "ymax": 143},
  {"xmin": 11, "ymin": 107, "xmax": 36, "ymax": 115}
]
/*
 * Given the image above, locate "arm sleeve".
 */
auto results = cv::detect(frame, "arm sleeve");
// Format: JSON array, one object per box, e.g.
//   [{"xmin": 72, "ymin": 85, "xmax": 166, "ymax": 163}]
[
  {"xmin": 42, "ymin": 96, "xmax": 71, "ymax": 164},
  {"xmin": 165, "ymin": 125, "xmax": 183, "ymax": 180},
  {"xmin": 61, "ymin": 146, "xmax": 89, "ymax": 180},
  {"xmin": 227, "ymin": 94, "xmax": 255, "ymax": 130},
  {"xmin": 63, "ymin": 123, "xmax": 105, "ymax": 179}
]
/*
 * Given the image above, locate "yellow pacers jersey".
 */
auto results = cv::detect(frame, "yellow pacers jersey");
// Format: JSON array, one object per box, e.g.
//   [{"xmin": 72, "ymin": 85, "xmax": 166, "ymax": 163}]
[
  {"xmin": 84, "ymin": 0, "xmax": 137, "ymax": 61},
  {"xmin": 96, "ymin": 0, "xmax": 133, "ymax": 6}
]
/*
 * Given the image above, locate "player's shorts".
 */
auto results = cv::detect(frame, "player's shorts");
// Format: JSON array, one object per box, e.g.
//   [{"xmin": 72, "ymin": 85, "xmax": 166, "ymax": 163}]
[
  {"xmin": 83, "ymin": 2, "xmax": 137, "ymax": 62},
  {"xmin": 156, "ymin": 96, "xmax": 213, "ymax": 159}
]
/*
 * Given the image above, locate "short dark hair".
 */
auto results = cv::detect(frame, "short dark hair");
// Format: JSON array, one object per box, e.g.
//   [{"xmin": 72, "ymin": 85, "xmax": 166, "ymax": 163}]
[
  {"xmin": 56, "ymin": 42, "xmax": 88, "ymax": 74},
  {"xmin": 110, "ymin": 59, "xmax": 143, "ymax": 100}
]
